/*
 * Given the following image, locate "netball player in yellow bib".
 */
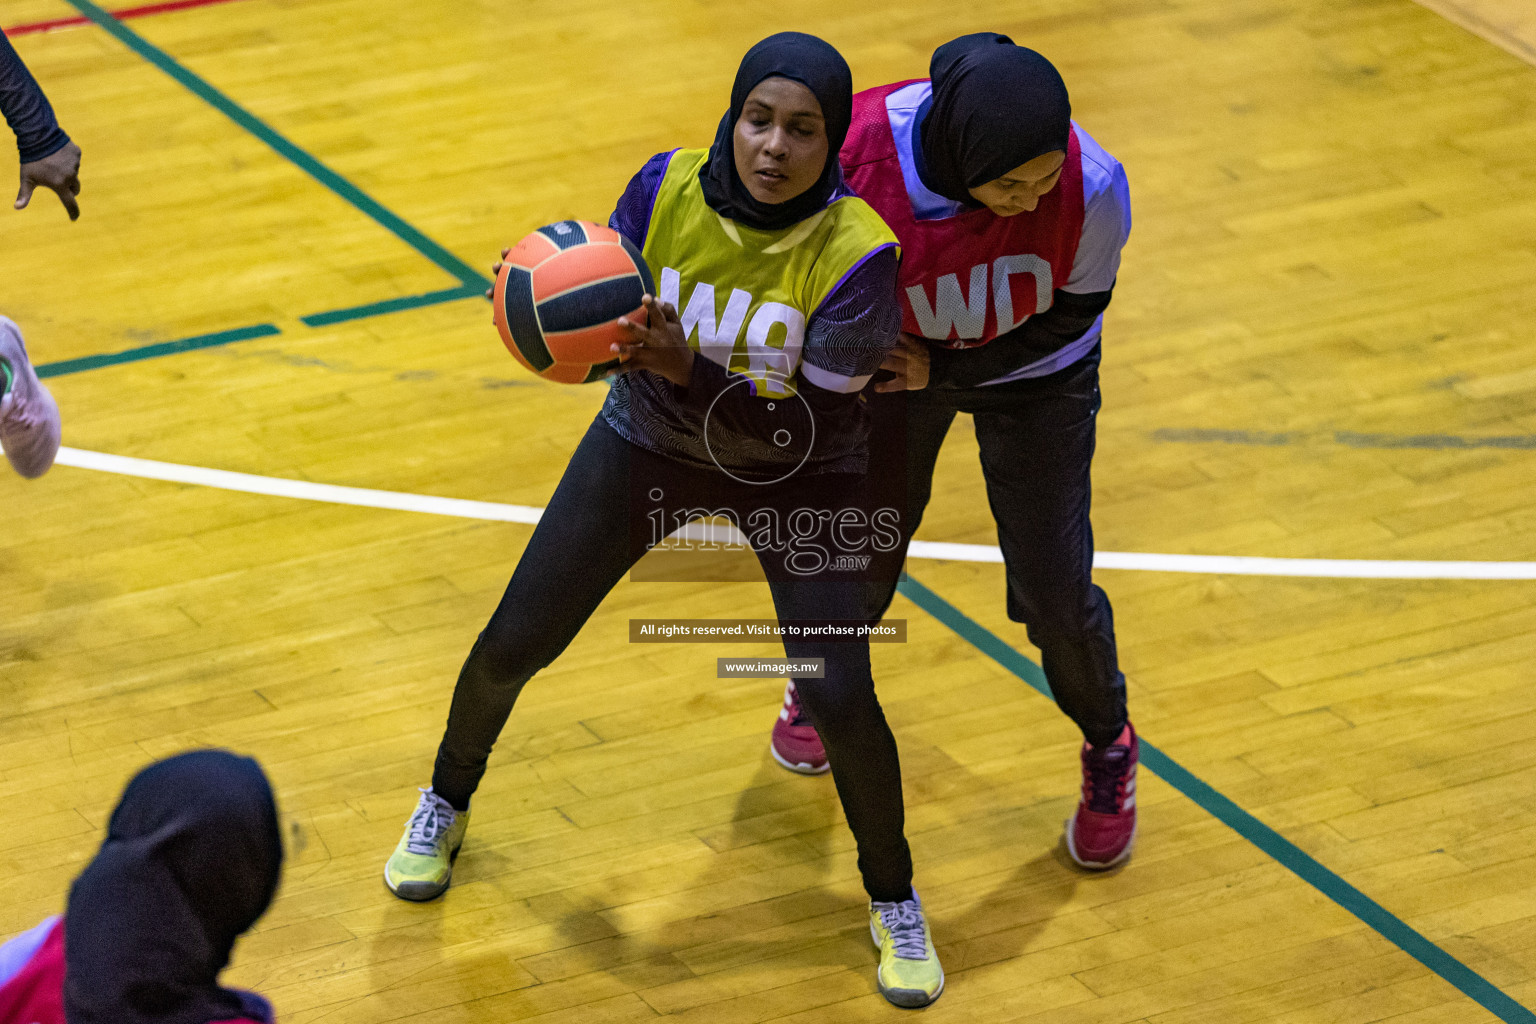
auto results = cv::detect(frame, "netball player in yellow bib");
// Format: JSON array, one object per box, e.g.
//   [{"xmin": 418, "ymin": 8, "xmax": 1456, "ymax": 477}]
[{"xmin": 384, "ymin": 33, "xmax": 943, "ymax": 1008}]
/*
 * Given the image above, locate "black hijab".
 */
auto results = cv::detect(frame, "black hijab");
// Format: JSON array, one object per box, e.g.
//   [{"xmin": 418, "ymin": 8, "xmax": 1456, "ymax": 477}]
[
  {"xmin": 919, "ymin": 33, "xmax": 1072, "ymax": 205},
  {"xmin": 698, "ymin": 31, "xmax": 853, "ymax": 231},
  {"xmin": 64, "ymin": 750, "xmax": 283, "ymax": 1024}
]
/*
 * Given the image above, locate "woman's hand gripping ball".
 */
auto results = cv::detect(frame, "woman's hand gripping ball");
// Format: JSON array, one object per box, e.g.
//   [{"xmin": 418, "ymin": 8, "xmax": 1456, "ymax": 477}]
[
  {"xmin": 613, "ymin": 295, "xmax": 695, "ymax": 387},
  {"xmin": 486, "ymin": 248, "xmax": 511, "ymax": 298}
]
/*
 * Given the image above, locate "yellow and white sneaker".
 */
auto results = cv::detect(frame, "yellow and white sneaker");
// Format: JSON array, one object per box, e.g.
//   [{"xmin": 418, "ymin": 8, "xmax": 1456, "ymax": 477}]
[
  {"xmin": 869, "ymin": 891, "xmax": 944, "ymax": 1008},
  {"xmin": 384, "ymin": 787, "xmax": 468, "ymax": 901}
]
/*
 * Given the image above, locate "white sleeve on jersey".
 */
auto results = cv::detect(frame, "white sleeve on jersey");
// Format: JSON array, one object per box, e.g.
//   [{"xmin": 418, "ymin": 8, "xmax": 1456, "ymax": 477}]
[
  {"xmin": 974, "ymin": 125, "xmax": 1131, "ymax": 386},
  {"xmin": 1064, "ymin": 125, "xmax": 1131, "ymax": 295},
  {"xmin": 0, "ymin": 915, "xmax": 57, "ymax": 988}
]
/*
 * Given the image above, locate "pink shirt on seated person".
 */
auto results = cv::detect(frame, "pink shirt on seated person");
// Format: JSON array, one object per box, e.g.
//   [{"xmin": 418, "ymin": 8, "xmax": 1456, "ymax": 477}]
[{"xmin": 0, "ymin": 919, "xmax": 271, "ymax": 1024}]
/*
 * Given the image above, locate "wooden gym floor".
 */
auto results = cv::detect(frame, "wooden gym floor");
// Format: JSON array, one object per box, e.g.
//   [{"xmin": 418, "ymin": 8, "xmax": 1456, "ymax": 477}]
[{"xmin": 3, "ymin": 0, "xmax": 1536, "ymax": 1020}]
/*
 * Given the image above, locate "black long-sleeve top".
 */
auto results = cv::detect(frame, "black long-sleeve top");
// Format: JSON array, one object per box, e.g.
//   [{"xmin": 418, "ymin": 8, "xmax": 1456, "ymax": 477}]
[
  {"xmin": 927, "ymin": 286, "xmax": 1114, "ymax": 390},
  {"xmin": 1, "ymin": 32, "xmax": 71, "ymax": 163}
]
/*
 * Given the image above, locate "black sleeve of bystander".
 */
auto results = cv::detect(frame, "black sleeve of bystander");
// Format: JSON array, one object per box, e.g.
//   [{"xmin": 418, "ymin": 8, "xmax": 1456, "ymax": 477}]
[{"xmin": 0, "ymin": 33, "xmax": 72, "ymax": 164}]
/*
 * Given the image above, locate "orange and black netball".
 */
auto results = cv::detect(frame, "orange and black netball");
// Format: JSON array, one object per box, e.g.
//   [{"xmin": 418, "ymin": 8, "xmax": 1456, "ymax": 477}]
[{"xmin": 492, "ymin": 220, "xmax": 655, "ymax": 384}]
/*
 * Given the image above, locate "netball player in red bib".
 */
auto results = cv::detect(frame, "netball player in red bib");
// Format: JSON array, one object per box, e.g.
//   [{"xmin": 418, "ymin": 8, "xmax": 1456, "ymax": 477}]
[{"xmin": 768, "ymin": 34, "xmax": 1139, "ymax": 870}]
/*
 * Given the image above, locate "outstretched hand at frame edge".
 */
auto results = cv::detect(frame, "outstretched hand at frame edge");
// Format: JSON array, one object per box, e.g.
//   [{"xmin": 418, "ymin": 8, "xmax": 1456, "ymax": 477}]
[{"xmin": 16, "ymin": 141, "xmax": 82, "ymax": 221}]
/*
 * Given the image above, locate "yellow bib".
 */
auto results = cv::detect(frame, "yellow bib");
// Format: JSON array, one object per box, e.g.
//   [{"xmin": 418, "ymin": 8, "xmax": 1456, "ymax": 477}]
[{"xmin": 642, "ymin": 149, "xmax": 898, "ymax": 399}]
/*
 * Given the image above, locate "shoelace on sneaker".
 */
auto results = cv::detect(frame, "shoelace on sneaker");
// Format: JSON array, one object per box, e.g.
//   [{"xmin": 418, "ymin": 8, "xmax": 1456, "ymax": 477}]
[
  {"xmin": 873, "ymin": 899, "xmax": 930, "ymax": 960},
  {"xmin": 1083, "ymin": 744, "xmax": 1131, "ymax": 814},
  {"xmin": 404, "ymin": 788, "xmax": 455, "ymax": 856},
  {"xmin": 783, "ymin": 682, "xmax": 812, "ymax": 727}
]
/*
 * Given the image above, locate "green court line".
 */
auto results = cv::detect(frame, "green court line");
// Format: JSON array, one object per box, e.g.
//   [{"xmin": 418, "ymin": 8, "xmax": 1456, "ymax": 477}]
[
  {"xmin": 301, "ymin": 283, "xmax": 485, "ymax": 327},
  {"xmin": 36, "ymin": 324, "xmax": 281, "ymax": 378},
  {"xmin": 56, "ymin": 9, "xmax": 1525, "ymax": 1013},
  {"xmin": 36, "ymin": 286, "xmax": 484, "ymax": 380},
  {"xmin": 38, "ymin": 0, "xmax": 493, "ymax": 381},
  {"xmin": 60, "ymin": 0, "xmax": 490, "ymax": 292},
  {"xmin": 897, "ymin": 574, "xmax": 1535, "ymax": 1023}
]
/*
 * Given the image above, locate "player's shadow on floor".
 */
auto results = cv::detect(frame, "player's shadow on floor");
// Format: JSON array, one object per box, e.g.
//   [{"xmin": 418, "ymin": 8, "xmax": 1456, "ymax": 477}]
[
  {"xmin": 535, "ymin": 750, "xmax": 1102, "ymax": 992},
  {"xmin": 897, "ymin": 739, "xmax": 1091, "ymax": 976},
  {"xmin": 530, "ymin": 750, "xmax": 872, "ymax": 990},
  {"xmin": 683, "ymin": 751, "xmax": 871, "ymax": 966},
  {"xmin": 934, "ymin": 847, "xmax": 1084, "ymax": 977},
  {"xmin": 357, "ymin": 757, "xmax": 1097, "ymax": 1010}
]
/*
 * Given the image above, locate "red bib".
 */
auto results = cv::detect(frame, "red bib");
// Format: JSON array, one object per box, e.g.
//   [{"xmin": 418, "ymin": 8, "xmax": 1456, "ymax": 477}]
[
  {"xmin": 0, "ymin": 918, "xmax": 269, "ymax": 1024},
  {"xmin": 0, "ymin": 919, "xmax": 64, "ymax": 1024},
  {"xmin": 841, "ymin": 81, "xmax": 1085, "ymax": 347}
]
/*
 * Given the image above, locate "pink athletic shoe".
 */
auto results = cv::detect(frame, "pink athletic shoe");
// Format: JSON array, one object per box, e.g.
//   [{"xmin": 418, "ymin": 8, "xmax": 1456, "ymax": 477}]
[
  {"xmin": 1065, "ymin": 722, "xmax": 1139, "ymax": 870},
  {"xmin": 0, "ymin": 317, "xmax": 61, "ymax": 479},
  {"xmin": 770, "ymin": 680, "xmax": 829, "ymax": 775}
]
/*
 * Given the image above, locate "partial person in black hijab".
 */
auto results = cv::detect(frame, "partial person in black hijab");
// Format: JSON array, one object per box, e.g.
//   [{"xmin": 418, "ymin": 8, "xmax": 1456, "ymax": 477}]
[
  {"xmin": 698, "ymin": 30, "xmax": 854, "ymax": 230},
  {"xmin": 917, "ymin": 32, "xmax": 1072, "ymax": 206},
  {"xmin": 64, "ymin": 750, "xmax": 283, "ymax": 1024}
]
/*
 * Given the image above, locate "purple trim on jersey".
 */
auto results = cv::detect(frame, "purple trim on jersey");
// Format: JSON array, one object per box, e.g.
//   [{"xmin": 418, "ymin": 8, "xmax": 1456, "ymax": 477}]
[
  {"xmin": 823, "ymin": 167, "xmax": 862, "ymax": 205},
  {"xmin": 602, "ymin": 244, "xmax": 898, "ymax": 475},
  {"xmin": 609, "ymin": 149, "xmax": 677, "ymax": 248},
  {"xmin": 886, "ymin": 84, "xmax": 1126, "ymax": 296},
  {"xmin": 643, "ymin": 149, "xmax": 679, "ymax": 243},
  {"xmin": 802, "ymin": 245, "xmax": 901, "ymax": 380},
  {"xmin": 811, "ymin": 240, "xmax": 899, "ymax": 322},
  {"xmin": 612, "ymin": 149, "xmax": 863, "ymax": 251},
  {"xmin": 234, "ymin": 988, "xmax": 277, "ymax": 1023}
]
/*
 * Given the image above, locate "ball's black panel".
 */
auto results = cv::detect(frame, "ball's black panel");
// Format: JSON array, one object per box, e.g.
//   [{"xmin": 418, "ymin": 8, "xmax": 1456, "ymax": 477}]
[
  {"xmin": 501, "ymin": 266, "xmax": 553, "ymax": 372},
  {"xmin": 583, "ymin": 358, "xmax": 623, "ymax": 383},
  {"xmin": 619, "ymin": 235, "xmax": 656, "ymax": 296},
  {"xmin": 536, "ymin": 276, "xmax": 647, "ymax": 333},
  {"xmin": 536, "ymin": 220, "xmax": 590, "ymax": 250}
]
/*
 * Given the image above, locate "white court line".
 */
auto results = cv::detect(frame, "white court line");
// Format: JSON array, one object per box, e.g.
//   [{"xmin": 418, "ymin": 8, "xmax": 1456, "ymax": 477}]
[
  {"xmin": 50, "ymin": 446, "xmax": 1536, "ymax": 580},
  {"xmin": 56, "ymin": 447, "xmax": 543, "ymax": 525}
]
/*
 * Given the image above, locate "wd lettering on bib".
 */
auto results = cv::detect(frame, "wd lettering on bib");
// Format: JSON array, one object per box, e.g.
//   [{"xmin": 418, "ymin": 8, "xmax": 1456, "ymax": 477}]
[
  {"xmin": 905, "ymin": 254, "xmax": 1054, "ymax": 340},
  {"xmin": 840, "ymin": 80, "xmax": 1086, "ymax": 347},
  {"xmin": 642, "ymin": 149, "xmax": 897, "ymax": 398}
]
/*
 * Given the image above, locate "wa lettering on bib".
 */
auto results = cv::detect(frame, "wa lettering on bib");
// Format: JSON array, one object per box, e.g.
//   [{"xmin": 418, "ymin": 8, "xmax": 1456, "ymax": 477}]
[
  {"xmin": 841, "ymin": 80, "xmax": 1086, "ymax": 347},
  {"xmin": 642, "ymin": 149, "xmax": 898, "ymax": 397}
]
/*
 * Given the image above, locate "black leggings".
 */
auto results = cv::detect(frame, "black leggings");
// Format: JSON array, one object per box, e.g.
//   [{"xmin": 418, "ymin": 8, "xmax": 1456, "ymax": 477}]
[
  {"xmin": 864, "ymin": 350, "xmax": 1128, "ymax": 747},
  {"xmin": 432, "ymin": 415, "xmax": 913, "ymax": 903}
]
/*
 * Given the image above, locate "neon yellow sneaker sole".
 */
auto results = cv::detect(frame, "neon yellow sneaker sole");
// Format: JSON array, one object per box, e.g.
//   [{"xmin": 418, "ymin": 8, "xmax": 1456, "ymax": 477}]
[
  {"xmin": 870, "ymin": 896, "xmax": 944, "ymax": 1008},
  {"xmin": 384, "ymin": 791, "xmax": 468, "ymax": 902}
]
